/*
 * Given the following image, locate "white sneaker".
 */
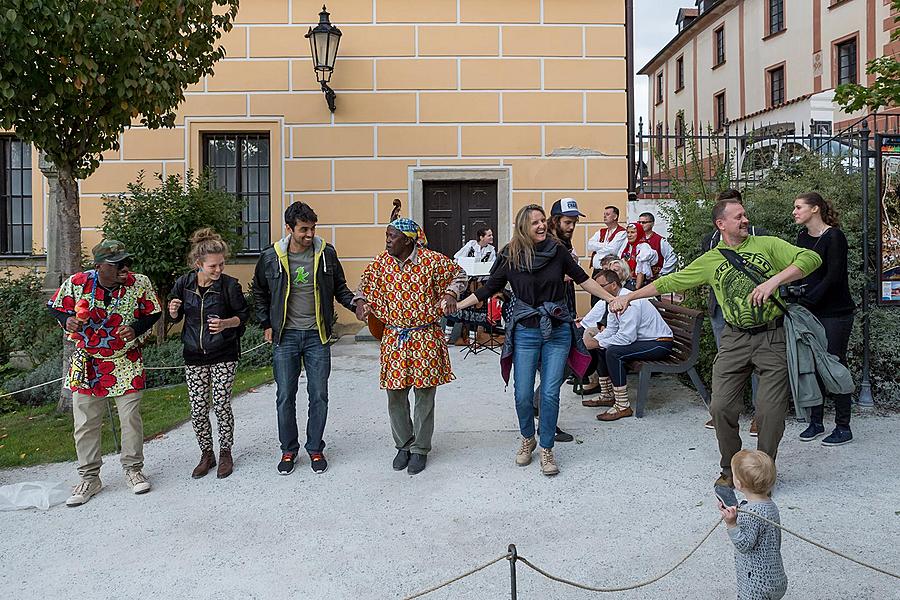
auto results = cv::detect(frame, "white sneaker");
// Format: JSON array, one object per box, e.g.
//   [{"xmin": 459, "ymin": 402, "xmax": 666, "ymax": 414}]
[
  {"xmin": 515, "ymin": 436, "xmax": 537, "ymax": 466},
  {"xmin": 125, "ymin": 470, "xmax": 151, "ymax": 494},
  {"xmin": 66, "ymin": 478, "xmax": 102, "ymax": 507}
]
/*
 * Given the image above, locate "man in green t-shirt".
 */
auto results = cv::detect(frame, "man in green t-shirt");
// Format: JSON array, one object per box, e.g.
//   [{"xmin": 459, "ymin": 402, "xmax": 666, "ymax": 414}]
[{"xmin": 609, "ymin": 198, "xmax": 822, "ymax": 487}]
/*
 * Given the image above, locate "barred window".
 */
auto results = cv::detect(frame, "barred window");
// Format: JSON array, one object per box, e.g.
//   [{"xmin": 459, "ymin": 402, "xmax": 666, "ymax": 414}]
[
  {"xmin": 714, "ymin": 27, "xmax": 726, "ymax": 66},
  {"xmin": 769, "ymin": 0, "xmax": 784, "ymax": 35},
  {"xmin": 1, "ymin": 137, "xmax": 32, "ymax": 255},
  {"xmin": 203, "ymin": 133, "xmax": 271, "ymax": 254},
  {"xmin": 769, "ymin": 66, "xmax": 785, "ymax": 106},
  {"xmin": 837, "ymin": 39, "xmax": 857, "ymax": 85}
]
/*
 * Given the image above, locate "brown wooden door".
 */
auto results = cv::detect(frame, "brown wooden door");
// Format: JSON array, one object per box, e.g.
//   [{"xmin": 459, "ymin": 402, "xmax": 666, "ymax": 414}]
[{"xmin": 423, "ymin": 180, "xmax": 498, "ymax": 258}]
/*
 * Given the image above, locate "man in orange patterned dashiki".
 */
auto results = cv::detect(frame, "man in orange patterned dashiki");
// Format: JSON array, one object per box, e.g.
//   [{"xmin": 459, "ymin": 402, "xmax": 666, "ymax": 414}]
[{"xmin": 354, "ymin": 219, "xmax": 467, "ymax": 475}]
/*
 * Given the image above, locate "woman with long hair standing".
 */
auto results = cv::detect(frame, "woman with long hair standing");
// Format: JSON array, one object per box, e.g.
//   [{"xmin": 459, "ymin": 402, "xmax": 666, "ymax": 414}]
[
  {"xmin": 793, "ymin": 192, "xmax": 856, "ymax": 446},
  {"xmin": 456, "ymin": 205, "xmax": 617, "ymax": 476},
  {"xmin": 169, "ymin": 229, "xmax": 250, "ymax": 478}
]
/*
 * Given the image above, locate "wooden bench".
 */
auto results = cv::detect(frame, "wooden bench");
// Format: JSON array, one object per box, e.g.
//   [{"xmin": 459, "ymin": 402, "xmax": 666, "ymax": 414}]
[{"xmin": 627, "ymin": 300, "xmax": 710, "ymax": 418}]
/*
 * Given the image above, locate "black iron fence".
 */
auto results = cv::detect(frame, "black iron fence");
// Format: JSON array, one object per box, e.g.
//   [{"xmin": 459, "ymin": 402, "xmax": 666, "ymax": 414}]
[{"xmin": 634, "ymin": 113, "xmax": 900, "ymax": 197}]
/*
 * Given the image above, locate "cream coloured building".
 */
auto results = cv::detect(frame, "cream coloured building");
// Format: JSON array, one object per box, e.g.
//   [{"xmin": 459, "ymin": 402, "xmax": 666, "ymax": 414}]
[
  {"xmin": 640, "ymin": 0, "xmax": 898, "ymax": 138},
  {"xmin": 2, "ymin": 0, "xmax": 634, "ymax": 323}
]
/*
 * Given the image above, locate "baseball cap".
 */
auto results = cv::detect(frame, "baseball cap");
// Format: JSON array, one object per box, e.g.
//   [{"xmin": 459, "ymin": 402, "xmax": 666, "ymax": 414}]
[
  {"xmin": 92, "ymin": 239, "xmax": 132, "ymax": 264},
  {"xmin": 550, "ymin": 197, "xmax": 585, "ymax": 217}
]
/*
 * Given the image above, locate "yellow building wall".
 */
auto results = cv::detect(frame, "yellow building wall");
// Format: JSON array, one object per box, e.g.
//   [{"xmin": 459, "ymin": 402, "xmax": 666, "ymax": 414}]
[{"xmin": 29, "ymin": 0, "xmax": 629, "ymax": 326}]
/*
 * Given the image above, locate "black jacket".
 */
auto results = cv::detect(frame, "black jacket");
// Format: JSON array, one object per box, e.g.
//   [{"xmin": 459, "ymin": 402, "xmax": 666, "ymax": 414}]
[
  {"xmin": 170, "ymin": 272, "xmax": 250, "ymax": 365},
  {"xmin": 251, "ymin": 236, "xmax": 357, "ymax": 345}
]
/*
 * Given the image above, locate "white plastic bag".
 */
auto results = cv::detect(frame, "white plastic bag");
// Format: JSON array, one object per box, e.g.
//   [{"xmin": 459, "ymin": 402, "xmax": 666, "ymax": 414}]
[{"xmin": 0, "ymin": 481, "xmax": 69, "ymax": 511}]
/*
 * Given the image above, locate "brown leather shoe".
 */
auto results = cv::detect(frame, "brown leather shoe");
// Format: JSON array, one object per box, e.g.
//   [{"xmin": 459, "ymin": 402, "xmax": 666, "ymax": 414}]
[
  {"xmin": 596, "ymin": 406, "xmax": 634, "ymax": 421},
  {"xmin": 217, "ymin": 449, "xmax": 233, "ymax": 479},
  {"xmin": 191, "ymin": 450, "xmax": 216, "ymax": 479},
  {"xmin": 582, "ymin": 396, "xmax": 615, "ymax": 408}
]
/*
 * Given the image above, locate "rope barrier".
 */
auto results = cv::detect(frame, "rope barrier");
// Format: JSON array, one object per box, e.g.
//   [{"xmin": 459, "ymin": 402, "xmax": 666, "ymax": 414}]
[
  {"xmin": 515, "ymin": 516, "xmax": 723, "ymax": 593},
  {"xmin": 401, "ymin": 553, "xmax": 512, "ymax": 600},
  {"xmin": 0, "ymin": 342, "xmax": 270, "ymax": 399},
  {"xmin": 401, "ymin": 507, "xmax": 900, "ymax": 598}
]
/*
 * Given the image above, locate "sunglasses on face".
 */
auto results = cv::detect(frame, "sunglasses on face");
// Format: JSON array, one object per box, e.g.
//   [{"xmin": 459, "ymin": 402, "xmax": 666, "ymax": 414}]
[{"xmin": 109, "ymin": 258, "xmax": 132, "ymax": 271}]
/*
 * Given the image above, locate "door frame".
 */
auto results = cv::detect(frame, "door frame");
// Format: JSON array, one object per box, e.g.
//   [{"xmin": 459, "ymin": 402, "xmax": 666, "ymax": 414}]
[{"xmin": 409, "ymin": 167, "xmax": 511, "ymax": 249}]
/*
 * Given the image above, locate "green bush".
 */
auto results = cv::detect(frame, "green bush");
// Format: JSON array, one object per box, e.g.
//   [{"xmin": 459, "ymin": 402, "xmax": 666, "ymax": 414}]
[
  {"xmin": 661, "ymin": 154, "xmax": 899, "ymax": 410},
  {"xmin": 102, "ymin": 170, "xmax": 245, "ymax": 334},
  {"xmin": 0, "ymin": 270, "xmax": 62, "ymax": 366}
]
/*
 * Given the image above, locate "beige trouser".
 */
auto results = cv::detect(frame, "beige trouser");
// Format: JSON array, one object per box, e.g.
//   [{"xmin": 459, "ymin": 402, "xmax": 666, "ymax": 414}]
[
  {"xmin": 73, "ymin": 391, "xmax": 144, "ymax": 481},
  {"xmin": 711, "ymin": 324, "xmax": 790, "ymax": 477}
]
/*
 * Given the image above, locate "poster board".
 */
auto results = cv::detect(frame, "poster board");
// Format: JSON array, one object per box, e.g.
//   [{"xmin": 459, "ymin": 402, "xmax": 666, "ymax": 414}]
[{"xmin": 878, "ymin": 134, "xmax": 900, "ymax": 304}]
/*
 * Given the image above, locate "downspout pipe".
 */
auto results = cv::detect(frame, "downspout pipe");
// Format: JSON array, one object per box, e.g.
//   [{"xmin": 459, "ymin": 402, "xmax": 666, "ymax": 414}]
[{"xmin": 626, "ymin": 0, "xmax": 637, "ymax": 200}]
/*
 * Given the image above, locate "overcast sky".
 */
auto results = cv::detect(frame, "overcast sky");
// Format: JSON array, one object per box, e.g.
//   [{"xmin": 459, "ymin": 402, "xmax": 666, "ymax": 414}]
[{"xmin": 633, "ymin": 0, "xmax": 689, "ymax": 129}]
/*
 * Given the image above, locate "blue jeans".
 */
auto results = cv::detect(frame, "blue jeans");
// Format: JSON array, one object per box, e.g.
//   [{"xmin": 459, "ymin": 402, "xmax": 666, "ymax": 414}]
[
  {"xmin": 512, "ymin": 324, "xmax": 572, "ymax": 449},
  {"xmin": 711, "ymin": 305, "xmax": 758, "ymax": 407},
  {"xmin": 274, "ymin": 329, "xmax": 331, "ymax": 455}
]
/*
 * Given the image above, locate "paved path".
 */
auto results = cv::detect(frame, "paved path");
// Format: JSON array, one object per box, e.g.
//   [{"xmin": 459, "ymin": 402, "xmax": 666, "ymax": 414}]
[{"xmin": 2, "ymin": 339, "xmax": 899, "ymax": 599}]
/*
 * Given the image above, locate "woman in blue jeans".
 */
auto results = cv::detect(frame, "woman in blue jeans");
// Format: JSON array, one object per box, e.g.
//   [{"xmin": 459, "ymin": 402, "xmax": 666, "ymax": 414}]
[
  {"xmin": 793, "ymin": 192, "xmax": 856, "ymax": 446},
  {"xmin": 457, "ymin": 205, "xmax": 615, "ymax": 476}
]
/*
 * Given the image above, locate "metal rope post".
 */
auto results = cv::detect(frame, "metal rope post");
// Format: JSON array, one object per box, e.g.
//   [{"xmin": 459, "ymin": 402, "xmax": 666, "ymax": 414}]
[
  {"xmin": 508, "ymin": 544, "xmax": 518, "ymax": 600},
  {"xmin": 859, "ymin": 120, "xmax": 874, "ymax": 408}
]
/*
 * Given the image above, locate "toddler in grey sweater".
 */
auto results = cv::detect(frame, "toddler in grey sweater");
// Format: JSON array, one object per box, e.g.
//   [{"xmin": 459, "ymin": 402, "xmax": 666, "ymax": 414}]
[{"xmin": 719, "ymin": 450, "xmax": 787, "ymax": 600}]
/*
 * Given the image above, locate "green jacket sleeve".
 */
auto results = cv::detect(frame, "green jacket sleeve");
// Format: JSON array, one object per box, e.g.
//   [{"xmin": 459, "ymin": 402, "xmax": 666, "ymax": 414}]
[
  {"xmin": 654, "ymin": 251, "xmax": 715, "ymax": 294},
  {"xmin": 761, "ymin": 236, "xmax": 822, "ymax": 276}
]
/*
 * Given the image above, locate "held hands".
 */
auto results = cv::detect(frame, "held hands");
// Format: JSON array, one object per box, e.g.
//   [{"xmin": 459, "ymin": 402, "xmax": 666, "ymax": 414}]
[
  {"xmin": 749, "ymin": 279, "xmax": 779, "ymax": 307},
  {"xmin": 168, "ymin": 298, "xmax": 182, "ymax": 318},
  {"xmin": 608, "ymin": 295, "xmax": 631, "ymax": 315},
  {"xmin": 441, "ymin": 293, "xmax": 458, "ymax": 316},
  {"xmin": 354, "ymin": 300, "xmax": 371, "ymax": 322},
  {"xmin": 64, "ymin": 316, "xmax": 81, "ymax": 333}
]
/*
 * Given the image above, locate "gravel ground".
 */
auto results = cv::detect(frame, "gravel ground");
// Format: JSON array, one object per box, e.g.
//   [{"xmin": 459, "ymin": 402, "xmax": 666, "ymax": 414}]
[{"xmin": 2, "ymin": 338, "xmax": 898, "ymax": 600}]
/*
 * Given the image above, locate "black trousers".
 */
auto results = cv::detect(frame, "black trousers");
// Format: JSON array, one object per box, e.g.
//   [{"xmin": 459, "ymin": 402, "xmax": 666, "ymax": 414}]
[{"xmin": 810, "ymin": 313, "xmax": 854, "ymax": 428}]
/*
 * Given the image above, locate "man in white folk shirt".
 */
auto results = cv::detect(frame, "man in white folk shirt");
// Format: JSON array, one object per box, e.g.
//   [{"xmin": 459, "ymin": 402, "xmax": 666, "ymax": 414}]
[
  {"xmin": 587, "ymin": 206, "xmax": 627, "ymax": 273},
  {"xmin": 582, "ymin": 269, "xmax": 674, "ymax": 421},
  {"xmin": 638, "ymin": 212, "xmax": 678, "ymax": 277},
  {"xmin": 454, "ymin": 227, "xmax": 496, "ymax": 263}
]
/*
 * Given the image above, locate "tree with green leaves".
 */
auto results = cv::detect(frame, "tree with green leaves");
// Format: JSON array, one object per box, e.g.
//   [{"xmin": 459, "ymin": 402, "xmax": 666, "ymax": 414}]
[
  {"xmin": 835, "ymin": 0, "xmax": 900, "ymax": 112},
  {"xmin": 102, "ymin": 170, "xmax": 245, "ymax": 342},
  {"xmin": 0, "ymin": 0, "xmax": 238, "ymax": 280},
  {"xmin": 0, "ymin": 0, "xmax": 238, "ymax": 411}
]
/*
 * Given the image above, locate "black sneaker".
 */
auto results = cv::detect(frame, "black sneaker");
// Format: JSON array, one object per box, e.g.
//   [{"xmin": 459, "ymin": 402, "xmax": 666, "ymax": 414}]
[
  {"xmin": 554, "ymin": 427, "xmax": 574, "ymax": 443},
  {"xmin": 407, "ymin": 453, "xmax": 427, "ymax": 475},
  {"xmin": 310, "ymin": 452, "xmax": 328, "ymax": 474},
  {"xmin": 277, "ymin": 452, "xmax": 297, "ymax": 475},
  {"xmin": 392, "ymin": 449, "xmax": 411, "ymax": 471},
  {"xmin": 799, "ymin": 423, "xmax": 825, "ymax": 442},
  {"xmin": 821, "ymin": 427, "xmax": 853, "ymax": 446}
]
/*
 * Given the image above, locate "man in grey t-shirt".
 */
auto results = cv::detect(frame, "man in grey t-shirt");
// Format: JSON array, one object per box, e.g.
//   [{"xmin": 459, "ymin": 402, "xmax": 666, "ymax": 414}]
[{"xmin": 252, "ymin": 202, "xmax": 359, "ymax": 476}]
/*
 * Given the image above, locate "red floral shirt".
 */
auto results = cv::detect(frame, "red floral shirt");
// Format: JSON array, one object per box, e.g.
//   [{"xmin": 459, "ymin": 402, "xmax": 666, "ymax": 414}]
[{"xmin": 50, "ymin": 271, "xmax": 161, "ymax": 397}]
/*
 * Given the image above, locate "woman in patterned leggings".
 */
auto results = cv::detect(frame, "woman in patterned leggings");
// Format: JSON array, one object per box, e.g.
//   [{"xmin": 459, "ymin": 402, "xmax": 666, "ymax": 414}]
[{"xmin": 169, "ymin": 229, "xmax": 249, "ymax": 479}]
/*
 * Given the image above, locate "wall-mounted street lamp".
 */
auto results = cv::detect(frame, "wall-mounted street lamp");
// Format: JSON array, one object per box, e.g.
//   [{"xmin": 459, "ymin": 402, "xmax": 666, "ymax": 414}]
[{"xmin": 305, "ymin": 5, "xmax": 342, "ymax": 112}]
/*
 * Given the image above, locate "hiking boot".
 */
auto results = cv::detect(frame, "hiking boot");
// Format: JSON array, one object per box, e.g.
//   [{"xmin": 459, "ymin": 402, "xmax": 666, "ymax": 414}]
[
  {"xmin": 407, "ymin": 453, "xmax": 427, "ymax": 475},
  {"xmin": 66, "ymin": 478, "xmax": 102, "ymax": 507},
  {"xmin": 704, "ymin": 418, "xmax": 715, "ymax": 430},
  {"xmin": 310, "ymin": 452, "xmax": 328, "ymax": 474},
  {"xmin": 799, "ymin": 422, "xmax": 825, "ymax": 442},
  {"xmin": 125, "ymin": 470, "xmax": 151, "ymax": 494},
  {"xmin": 749, "ymin": 418, "xmax": 759, "ymax": 437},
  {"xmin": 554, "ymin": 427, "xmax": 574, "ymax": 443},
  {"xmin": 539, "ymin": 448, "xmax": 559, "ymax": 476},
  {"xmin": 191, "ymin": 450, "xmax": 216, "ymax": 479},
  {"xmin": 392, "ymin": 449, "xmax": 411, "ymax": 471},
  {"xmin": 217, "ymin": 449, "xmax": 233, "ymax": 479},
  {"xmin": 277, "ymin": 452, "xmax": 298, "ymax": 475},
  {"xmin": 714, "ymin": 472, "xmax": 734, "ymax": 488},
  {"xmin": 515, "ymin": 436, "xmax": 537, "ymax": 466},
  {"xmin": 821, "ymin": 427, "xmax": 853, "ymax": 446}
]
